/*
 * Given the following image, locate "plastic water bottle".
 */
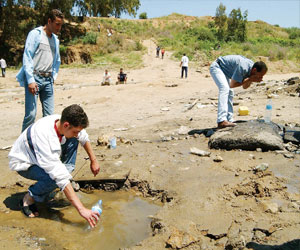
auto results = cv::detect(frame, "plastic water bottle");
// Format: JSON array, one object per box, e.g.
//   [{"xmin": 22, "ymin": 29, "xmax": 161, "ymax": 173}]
[
  {"xmin": 264, "ymin": 99, "xmax": 272, "ymax": 123},
  {"xmin": 86, "ymin": 200, "xmax": 103, "ymax": 231},
  {"xmin": 92, "ymin": 199, "xmax": 103, "ymax": 217},
  {"xmin": 109, "ymin": 136, "xmax": 117, "ymax": 149}
]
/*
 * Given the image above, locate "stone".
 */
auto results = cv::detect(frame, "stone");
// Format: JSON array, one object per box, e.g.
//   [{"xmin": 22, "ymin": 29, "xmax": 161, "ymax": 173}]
[
  {"xmin": 166, "ymin": 228, "xmax": 199, "ymax": 249},
  {"xmin": 213, "ymin": 156, "xmax": 223, "ymax": 162},
  {"xmin": 260, "ymin": 200, "xmax": 279, "ymax": 213},
  {"xmin": 254, "ymin": 163, "xmax": 269, "ymax": 172},
  {"xmin": 165, "ymin": 84, "xmax": 178, "ymax": 87},
  {"xmin": 190, "ymin": 147, "xmax": 211, "ymax": 157},
  {"xmin": 161, "ymin": 107, "xmax": 170, "ymax": 111},
  {"xmin": 286, "ymin": 76, "xmax": 300, "ymax": 85},
  {"xmin": 177, "ymin": 126, "xmax": 190, "ymax": 135},
  {"xmin": 284, "ymin": 153, "xmax": 294, "ymax": 159},
  {"xmin": 284, "ymin": 128, "xmax": 300, "ymax": 145},
  {"xmin": 209, "ymin": 120, "xmax": 284, "ymax": 151}
]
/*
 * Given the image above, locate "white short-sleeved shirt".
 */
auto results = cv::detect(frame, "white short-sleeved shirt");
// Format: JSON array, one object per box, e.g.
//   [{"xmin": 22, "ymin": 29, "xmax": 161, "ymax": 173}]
[{"xmin": 181, "ymin": 56, "xmax": 189, "ymax": 67}]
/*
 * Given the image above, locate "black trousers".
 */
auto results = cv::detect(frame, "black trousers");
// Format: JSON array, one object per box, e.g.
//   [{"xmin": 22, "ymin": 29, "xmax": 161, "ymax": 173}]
[{"xmin": 181, "ymin": 66, "xmax": 188, "ymax": 78}]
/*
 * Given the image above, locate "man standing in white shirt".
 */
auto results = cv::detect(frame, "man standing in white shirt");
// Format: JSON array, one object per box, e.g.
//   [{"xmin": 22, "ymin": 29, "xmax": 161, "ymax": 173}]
[
  {"xmin": 180, "ymin": 53, "xmax": 189, "ymax": 79},
  {"xmin": 9, "ymin": 104, "xmax": 100, "ymax": 228},
  {"xmin": 0, "ymin": 58, "xmax": 7, "ymax": 77}
]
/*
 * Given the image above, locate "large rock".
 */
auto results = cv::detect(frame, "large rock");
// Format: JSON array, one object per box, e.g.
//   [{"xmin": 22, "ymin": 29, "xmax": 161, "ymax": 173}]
[
  {"xmin": 209, "ymin": 120, "xmax": 284, "ymax": 151},
  {"xmin": 284, "ymin": 127, "xmax": 300, "ymax": 145}
]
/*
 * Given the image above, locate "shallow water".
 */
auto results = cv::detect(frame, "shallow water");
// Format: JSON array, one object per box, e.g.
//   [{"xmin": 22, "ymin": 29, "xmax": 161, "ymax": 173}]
[
  {"xmin": 37, "ymin": 190, "xmax": 161, "ymax": 250},
  {"xmin": 271, "ymin": 159, "xmax": 300, "ymax": 194}
]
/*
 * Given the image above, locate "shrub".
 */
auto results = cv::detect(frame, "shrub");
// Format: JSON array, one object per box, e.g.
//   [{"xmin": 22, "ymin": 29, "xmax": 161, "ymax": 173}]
[
  {"xmin": 134, "ymin": 40, "xmax": 143, "ymax": 51},
  {"xmin": 60, "ymin": 45, "xmax": 67, "ymax": 56},
  {"xmin": 286, "ymin": 27, "xmax": 300, "ymax": 39},
  {"xmin": 139, "ymin": 12, "xmax": 147, "ymax": 19},
  {"xmin": 82, "ymin": 32, "xmax": 98, "ymax": 44}
]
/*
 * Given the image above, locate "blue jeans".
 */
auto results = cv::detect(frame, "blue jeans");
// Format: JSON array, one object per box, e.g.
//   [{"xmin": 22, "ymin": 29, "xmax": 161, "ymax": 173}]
[
  {"xmin": 18, "ymin": 138, "xmax": 79, "ymax": 202},
  {"xmin": 1, "ymin": 67, "xmax": 5, "ymax": 77},
  {"xmin": 22, "ymin": 74, "xmax": 54, "ymax": 132},
  {"xmin": 210, "ymin": 61, "xmax": 234, "ymax": 123}
]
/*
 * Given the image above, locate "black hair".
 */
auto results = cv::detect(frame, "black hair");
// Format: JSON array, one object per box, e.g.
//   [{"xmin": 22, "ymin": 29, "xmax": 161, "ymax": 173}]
[
  {"xmin": 61, "ymin": 104, "xmax": 89, "ymax": 128},
  {"xmin": 252, "ymin": 61, "xmax": 268, "ymax": 72},
  {"xmin": 48, "ymin": 9, "xmax": 64, "ymax": 22}
]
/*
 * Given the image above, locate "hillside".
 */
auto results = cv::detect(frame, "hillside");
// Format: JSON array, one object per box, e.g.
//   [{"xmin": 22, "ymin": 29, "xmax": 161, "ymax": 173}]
[{"xmin": 58, "ymin": 13, "xmax": 300, "ymax": 73}]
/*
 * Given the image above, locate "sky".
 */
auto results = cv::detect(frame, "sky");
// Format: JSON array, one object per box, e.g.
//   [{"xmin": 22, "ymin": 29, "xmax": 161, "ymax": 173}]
[{"xmin": 121, "ymin": 0, "xmax": 300, "ymax": 28}]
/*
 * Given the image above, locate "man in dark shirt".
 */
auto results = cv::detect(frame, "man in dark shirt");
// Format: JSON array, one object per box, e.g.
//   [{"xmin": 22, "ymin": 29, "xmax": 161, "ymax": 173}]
[{"xmin": 117, "ymin": 68, "xmax": 127, "ymax": 84}]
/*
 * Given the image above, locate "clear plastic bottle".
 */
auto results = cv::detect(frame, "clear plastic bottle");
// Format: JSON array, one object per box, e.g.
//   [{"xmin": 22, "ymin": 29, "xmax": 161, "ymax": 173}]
[
  {"xmin": 264, "ymin": 99, "xmax": 272, "ymax": 123},
  {"xmin": 92, "ymin": 199, "xmax": 103, "ymax": 217},
  {"xmin": 86, "ymin": 200, "xmax": 103, "ymax": 231}
]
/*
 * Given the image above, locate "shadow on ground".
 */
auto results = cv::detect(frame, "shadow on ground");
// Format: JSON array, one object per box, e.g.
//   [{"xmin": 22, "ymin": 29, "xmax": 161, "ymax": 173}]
[{"xmin": 246, "ymin": 239, "xmax": 300, "ymax": 250}]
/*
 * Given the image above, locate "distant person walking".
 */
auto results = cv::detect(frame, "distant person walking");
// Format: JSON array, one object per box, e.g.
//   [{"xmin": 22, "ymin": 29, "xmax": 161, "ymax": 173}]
[
  {"xmin": 210, "ymin": 55, "xmax": 268, "ymax": 129},
  {"xmin": 180, "ymin": 53, "xmax": 189, "ymax": 78},
  {"xmin": 16, "ymin": 9, "xmax": 64, "ymax": 132},
  {"xmin": 97, "ymin": 24, "xmax": 101, "ymax": 32},
  {"xmin": 156, "ymin": 46, "xmax": 160, "ymax": 58},
  {"xmin": 0, "ymin": 58, "xmax": 7, "ymax": 77},
  {"xmin": 161, "ymin": 48, "xmax": 165, "ymax": 59}
]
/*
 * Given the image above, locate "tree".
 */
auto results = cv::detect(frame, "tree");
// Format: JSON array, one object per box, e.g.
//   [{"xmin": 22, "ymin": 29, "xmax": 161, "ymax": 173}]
[
  {"xmin": 214, "ymin": 4, "xmax": 248, "ymax": 42},
  {"xmin": 215, "ymin": 3, "xmax": 227, "ymax": 41},
  {"xmin": 139, "ymin": 12, "xmax": 147, "ymax": 19},
  {"xmin": 227, "ymin": 8, "xmax": 248, "ymax": 42},
  {"xmin": 74, "ymin": 0, "xmax": 140, "ymax": 18}
]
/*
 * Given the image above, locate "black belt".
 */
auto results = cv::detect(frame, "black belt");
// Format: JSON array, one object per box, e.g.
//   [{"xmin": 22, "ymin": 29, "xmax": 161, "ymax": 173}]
[{"xmin": 34, "ymin": 71, "xmax": 52, "ymax": 77}]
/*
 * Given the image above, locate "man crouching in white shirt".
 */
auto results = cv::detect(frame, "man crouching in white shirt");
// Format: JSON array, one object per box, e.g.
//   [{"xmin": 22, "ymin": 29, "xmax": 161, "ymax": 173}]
[{"xmin": 9, "ymin": 104, "xmax": 100, "ymax": 228}]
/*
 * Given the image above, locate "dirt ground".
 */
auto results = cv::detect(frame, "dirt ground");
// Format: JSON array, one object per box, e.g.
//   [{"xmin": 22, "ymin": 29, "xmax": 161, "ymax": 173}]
[{"xmin": 0, "ymin": 40, "xmax": 299, "ymax": 250}]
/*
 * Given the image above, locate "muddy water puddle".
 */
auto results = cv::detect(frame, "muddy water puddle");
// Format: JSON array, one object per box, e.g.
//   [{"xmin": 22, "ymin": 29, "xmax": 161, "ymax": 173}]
[
  {"xmin": 78, "ymin": 190, "xmax": 161, "ymax": 249},
  {"xmin": 271, "ymin": 159, "xmax": 300, "ymax": 194},
  {"xmin": 1, "ymin": 189, "xmax": 161, "ymax": 250}
]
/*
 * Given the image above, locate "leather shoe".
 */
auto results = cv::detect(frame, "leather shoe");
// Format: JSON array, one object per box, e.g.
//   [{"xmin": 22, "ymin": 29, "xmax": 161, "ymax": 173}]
[{"xmin": 218, "ymin": 121, "xmax": 236, "ymax": 129}]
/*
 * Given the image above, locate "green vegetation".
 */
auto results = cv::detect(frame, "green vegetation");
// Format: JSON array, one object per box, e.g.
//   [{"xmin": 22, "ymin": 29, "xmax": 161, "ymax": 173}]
[
  {"xmin": 139, "ymin": 12, "xmax": 148, "ymax": 19},
  {"xmin": 0, "ymin": 2, "xmax": 299, "ymax": 69},
  {"xmin": 61, "ymin": 13, "xmax": 300, "ymax": 69}
]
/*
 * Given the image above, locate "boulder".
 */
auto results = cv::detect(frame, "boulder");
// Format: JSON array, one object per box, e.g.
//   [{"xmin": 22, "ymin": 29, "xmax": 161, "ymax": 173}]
[{"xmin": 209, "ymin": 120, "xmax": 284, "ymax": 151}]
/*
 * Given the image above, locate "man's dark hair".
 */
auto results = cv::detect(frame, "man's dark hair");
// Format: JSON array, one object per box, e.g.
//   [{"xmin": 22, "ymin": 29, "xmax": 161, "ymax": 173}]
[
  {"xmin": 61, "ymin": 104, "xmax": 89, "ymax": 128},
  {"xmin": 252, "ymin": 61, "xmax": 268, "ymax": 72},
  {"xmin": 48, "ymin": 9, "xmax": 64, "ymax": 22}
]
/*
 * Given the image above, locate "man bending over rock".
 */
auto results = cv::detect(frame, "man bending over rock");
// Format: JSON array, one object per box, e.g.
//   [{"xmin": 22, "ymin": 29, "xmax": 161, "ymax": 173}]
[{"xmin": 210, "ymin": 55, "xmax": 267, "ymax": 129}]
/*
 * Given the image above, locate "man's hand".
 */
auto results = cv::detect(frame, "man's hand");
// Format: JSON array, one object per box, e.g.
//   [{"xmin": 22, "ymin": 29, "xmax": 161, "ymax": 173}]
[
  {"xmin": 83, "ymin": 141, "xmax": 100, "ymax": 176},
  {"xmin": 28, "ymin": 82, "xmax": 38, "ymax": 95},
  {"xmin": 90, "ymin": 159, "xmax": 100, "ymax": 176},
  {"xmin": 79, "ymin": 207, "xmax": 100, "ymax": 228},
  {"xmin": 63, "ymin": 183, "xmax": 99, "ymax": 228},
  {"xmin": 249, "ymin": 74, "xmax": 263, "ymax": 83}
]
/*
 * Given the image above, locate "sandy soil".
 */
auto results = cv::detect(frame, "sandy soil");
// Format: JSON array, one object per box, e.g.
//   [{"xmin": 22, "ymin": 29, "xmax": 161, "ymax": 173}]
[{"xmin": 0, "ymin": 40, "xmax": 299, "ymax": 250}]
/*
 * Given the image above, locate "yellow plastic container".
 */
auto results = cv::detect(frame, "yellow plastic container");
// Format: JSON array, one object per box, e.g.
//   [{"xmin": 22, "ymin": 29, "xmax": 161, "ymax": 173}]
[{"xmin": 238, "ymin": 106, "xmax": 249, "ymax": 116}]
